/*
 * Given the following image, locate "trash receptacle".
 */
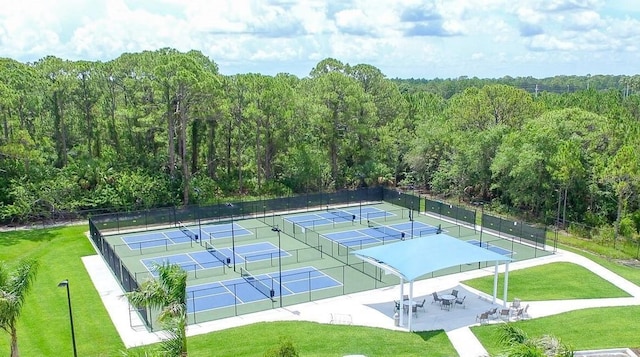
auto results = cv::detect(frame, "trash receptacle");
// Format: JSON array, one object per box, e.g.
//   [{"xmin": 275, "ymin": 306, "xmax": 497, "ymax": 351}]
[{"xmin": 393, "ymin": 312, "xmax": 399, "ymax": 326}]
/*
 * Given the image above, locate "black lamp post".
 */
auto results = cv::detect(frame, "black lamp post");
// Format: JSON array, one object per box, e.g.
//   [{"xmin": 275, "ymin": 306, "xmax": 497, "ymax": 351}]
[
  {"xmin": 472, "ymin": 201, "xmax": 485, "ymax": 245},
  {"xmin": 271, "ymin": 226, "xmax": 283, "ymax": 307},
  {"xmin": 58, "ymin": 279, "xmax": 78, "ymax": 357},
  {"xmin": 471, "ymin": 202, "xmax": 486, "ymax": 270}
]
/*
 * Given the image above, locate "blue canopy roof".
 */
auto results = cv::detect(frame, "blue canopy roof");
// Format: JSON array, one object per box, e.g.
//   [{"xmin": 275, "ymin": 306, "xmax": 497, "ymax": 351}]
[{"xmin": 352, "ymin": 234, "xmax": 512, "ymax": 281}]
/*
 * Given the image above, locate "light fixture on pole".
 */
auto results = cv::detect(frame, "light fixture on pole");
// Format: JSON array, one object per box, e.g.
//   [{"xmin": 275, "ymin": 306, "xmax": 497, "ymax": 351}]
[
  {"xmin": 472, "ymin": 201, "xmax": 486, "ymax": 269},
  {"xmin": 58, "ymin": 279, "xmax": 78, "ymax": 357},
  {"xmin": 271, "ymin": 225, "xmax": 283, "ymax": 307}
]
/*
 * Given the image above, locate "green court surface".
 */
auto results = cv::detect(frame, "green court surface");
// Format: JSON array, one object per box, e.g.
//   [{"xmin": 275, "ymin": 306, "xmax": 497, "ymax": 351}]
[{"xmin": 102, "ymin": 201, "xmax": 551, "ymax": 329}]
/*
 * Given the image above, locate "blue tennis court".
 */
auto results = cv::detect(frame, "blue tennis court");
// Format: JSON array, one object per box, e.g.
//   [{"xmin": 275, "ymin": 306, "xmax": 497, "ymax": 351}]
[
  {"xmin": 185, "ymin": 266, "xmax": 342, "ymax": 312},
  {"xmin": 323, "ymin": 221, "xmax": 440, "ymax": 247},
  {"xmin": 200, "ymin": 222, "xmax": 252, "ymax": 239},
  {"xmin": 467, "ymin": 240, "xmax": 513, "ymax": 256},
  {"xmin": 120, "ymin": 230, "xmax": 195, "ymax": 250},
  {"xmin": 285, "ymin": 206, "xmax": 393, "ymax": 229},
  {"xmin": 141, "ymin": 242, "xmax": 289, "ymax": 274},
  {"xmin": 120, "ymin": 222, "xmax": 253, "ymax": 251}
]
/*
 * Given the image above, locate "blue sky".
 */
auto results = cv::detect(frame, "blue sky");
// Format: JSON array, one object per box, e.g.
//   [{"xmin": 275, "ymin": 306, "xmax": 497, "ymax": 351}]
[{"xmin": 1, "ymin": 0, "xmax": 639, "ymax": 79}]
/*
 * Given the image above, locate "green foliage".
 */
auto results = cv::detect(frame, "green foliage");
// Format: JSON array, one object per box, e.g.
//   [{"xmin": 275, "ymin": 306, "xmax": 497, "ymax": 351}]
[
  {"xmin": 496, "ymin": 324, "xmax": 529, "ymax": 346},
  {"xmin": 125, "ymin": 263, "xmax": 188, "ymax": 356},
  {"xmin": 592, "ymin": 225, "xmax": 615, "ymax": 245},
  {"xmin": 159, "ymin": 317, "xmax": 188, "ymax": 357},
  {"xmin": 263, "ymin": 337, "xmax": 299, "ymax": 357},
  {"xmin": 0, "ymin": 258, "xmax": 39, "ymax": 357},
  {"xmin": 1, "ymin": 50, "xmax": 640, "ymax": 259},
  {"xmin": 496, "ymin": 326, "xmax": 547, "ymax": 357},
  {"xmin": 619, "ymin": 216, "xmax": 636, "ymax": 238},
  {"xmin": 494, "ymin": 324, "xmax": 573, "ymax": 357}
]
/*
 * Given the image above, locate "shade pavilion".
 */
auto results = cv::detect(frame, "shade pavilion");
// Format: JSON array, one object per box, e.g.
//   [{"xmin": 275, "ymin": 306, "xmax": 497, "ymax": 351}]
[{"xmin": 353, "ymin": 234, "xmax": 513, "ymax": 330}]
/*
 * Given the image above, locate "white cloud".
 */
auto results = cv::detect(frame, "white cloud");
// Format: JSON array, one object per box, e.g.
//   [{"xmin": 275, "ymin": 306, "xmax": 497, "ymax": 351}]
[
  {"xmin": 566, "ymin": 10, "xmax": 603, "ymax": 30},
  {"xmin": 334, "ymin": 9, "xmax": 374, "ymax": 36},
  {"xmin": 0, "ymin": 0, "xmax": 638, "ymax": 77}
]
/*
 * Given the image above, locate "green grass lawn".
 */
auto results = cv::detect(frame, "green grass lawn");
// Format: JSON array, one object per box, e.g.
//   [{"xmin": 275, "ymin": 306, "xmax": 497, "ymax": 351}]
[
  {"xmin": 557, "ymin": 243, "xmax": 640, "ymax": 287},
  {"xmin": 472, "ymin": 306, "xmax": 640, "ymax": 355},
  {"xmin": 462, "ymin": 261, "xmax": 630, "ymax": 300},
  {"xmin": 131, "ymin": 321, "xmax": 457, "ymax": 357},
  {"xmin": 464, "ymin": 253, "xmax": 640, "ymax": 355},
  {"xmin": 0, "ymin": 225, "xmax": 124, "ymax": 356}
]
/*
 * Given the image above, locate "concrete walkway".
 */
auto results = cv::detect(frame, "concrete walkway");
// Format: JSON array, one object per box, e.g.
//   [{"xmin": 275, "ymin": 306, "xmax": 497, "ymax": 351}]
[{"xmin": 83, "ymin": 242, "xmax": 640, "ymax": 356}]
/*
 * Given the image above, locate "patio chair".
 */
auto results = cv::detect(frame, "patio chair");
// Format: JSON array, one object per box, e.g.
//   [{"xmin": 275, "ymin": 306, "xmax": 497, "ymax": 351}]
[
  {"xmin": 476, "ymin": 312, "xmax": 489, "ymax": 324},
  {"xmin": 416, "ymin": 299, "xmax": 426, "ymax": 311},
  {"xmin": 431, "ymin": 292, "xmax": 443, "ymax": 304},
  {"xmin": 510, "ymin": 298, "xmax": 521, "ymax": 309},
  {"xmin": 441, "ymin": 299, "xmax": 452, "ymax": 311},
  {"xmin": 451, "ymin": 289, "xmax": 459, "ymax": 297},
  {"xmin": 454, "ymin": 295, "xmax": 466, "ymax": 309},
  {"xmin": 411, "ymin": 305, "xmax": 418, "ymax": 317},
  {"xmin": 513, "ymin": 307, "xmax": 524, "ymax": 321},
  {"xmin": 394, "ymin": 300, "xmax": 400, "ymax": 313},
  {"xmin": 403, "ymin": 294, "xmax": 409, "ymax": 300},
  {"xmin": 522, "ymin": 304, "xmax": 530, "ymax": 319},
  {"xmin": 487, "ymin": 307, "xmax": 498, "ymax": 319},
  {"xmin": 500, "ymin": 309, "xmax": 511, "ymax": 321}
]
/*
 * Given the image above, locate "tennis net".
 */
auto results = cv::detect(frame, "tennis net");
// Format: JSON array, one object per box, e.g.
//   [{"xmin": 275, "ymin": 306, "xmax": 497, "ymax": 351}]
[
  {"xmin": 366, "ymin": 220, "xmax": 404, "ymax": 239},
  {"xmin": 418, "ymin": 225, "xmax": 441, "ymax": 236},
  {"xmin": 240, "ymin": 267, "xmax": 275, "ymax": 299},
  {"xmin": 203, "ymin": 241, "xmax": 231, "ymax": 265},
  {"xmin": 178, "ymin": 222, "xmax": 199, "ymax": 242},
  {"xmin": 328, "ymin": 209, "xmax": 355, "ymax": 221}
]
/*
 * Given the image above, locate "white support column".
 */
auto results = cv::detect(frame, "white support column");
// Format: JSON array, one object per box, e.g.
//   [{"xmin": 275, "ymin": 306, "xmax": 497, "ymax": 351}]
[
  {"xmin": 503, "ymin": 261, "xmax": 510, "ymax": 307},
  {"xmin": 399, "ymin": 278, "xmax": 405, "ymax": 326},
  {"xmin": 492, "ymin": 263, "xmax": 498, "ymax": 304},
  {"xmin": 408, "ymin": 281, "xmax": 414, "ymax": 331}
]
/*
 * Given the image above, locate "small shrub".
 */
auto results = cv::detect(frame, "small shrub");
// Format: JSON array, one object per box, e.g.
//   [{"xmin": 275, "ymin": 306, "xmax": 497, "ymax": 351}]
[{"xmin": 264, "ymin": 337, "xmax": 299, "ymax": 357}]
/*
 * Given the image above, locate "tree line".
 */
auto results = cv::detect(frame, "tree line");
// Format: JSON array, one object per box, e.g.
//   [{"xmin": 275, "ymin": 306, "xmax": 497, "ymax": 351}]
[{"xmin": 1, "ymin": 49, "xmax": 639, "ymax": 246}]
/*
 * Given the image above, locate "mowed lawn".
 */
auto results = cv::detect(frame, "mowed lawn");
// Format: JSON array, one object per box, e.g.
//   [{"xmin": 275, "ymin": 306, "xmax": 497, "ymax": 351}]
[
  {"xmin": 157, "ymin": 322, "xmax": 455, "ymax": 357},
  {"xmin": 0, "ymin": 225, "xmax": 124, "ymax": 356},
  {"xmin": 464, "ymin": 261, "xmax": 640, "ymax": 354},
  {"xmin": 472, "ymin": 306, "xmax": 640, "ymax": 355},
  {"xmin": 463, "ymin": 261, "xmax": 631, "ymax": 300}
]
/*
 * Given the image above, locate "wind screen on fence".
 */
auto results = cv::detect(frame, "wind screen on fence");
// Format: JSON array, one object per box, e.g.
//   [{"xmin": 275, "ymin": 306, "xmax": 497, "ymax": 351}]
[
  {"xmin": 482, "ymin": 213, "xmax": 546, "ymax": 248},
  {"xmin": 88, "ymin": 220, "xmax": 152, "ymax": 328},
  {"xmin": 520, "ymin": 224, "xmax": 547, "ymax": 247},
  {"xmin": 91, "ymin": 187, "xmax": 384, "ymax": 234},
  {"xmin": 424, "ymin": 198, "xmax": 476, "ymax": 226},
  {"xmin": 382, "ymin": 188, "xmax": 421, "ymax": 212}
]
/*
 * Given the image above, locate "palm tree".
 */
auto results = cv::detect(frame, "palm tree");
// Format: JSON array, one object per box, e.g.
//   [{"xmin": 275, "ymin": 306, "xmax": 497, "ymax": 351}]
[
  {"xmin": 0, "ymin": 259, "xmax": 39, "ymax": 357},
  {"xmin": 125, "ymin": 263, "xmax": 188, "ymax": 357}
]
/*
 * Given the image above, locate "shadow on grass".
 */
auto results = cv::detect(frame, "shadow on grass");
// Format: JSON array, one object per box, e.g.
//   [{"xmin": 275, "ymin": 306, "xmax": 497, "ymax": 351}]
[
  {"xmin": 414, "ymin": 329, "xmax": 447, "ymax": 341},
  {"xmin": 0, "ymin": 228, "xmax": 58, "ymax": 246}
]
